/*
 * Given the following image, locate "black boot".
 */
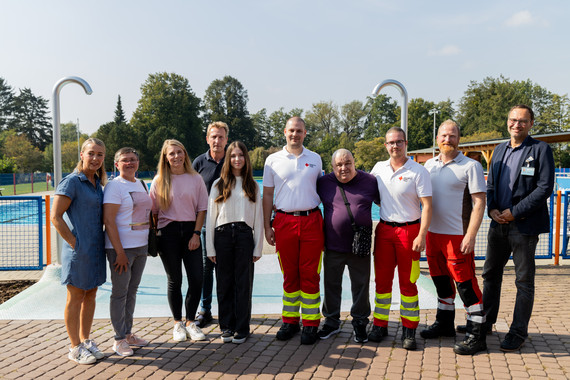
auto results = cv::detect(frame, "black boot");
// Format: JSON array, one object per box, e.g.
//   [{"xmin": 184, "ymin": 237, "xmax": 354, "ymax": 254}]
[
  {"xmin": 401, "ymin": 327, "xmax": 416, "ymax": 350},
  {"xmin": 420, "ymin": 309, "xmax": 455, "ymax": 339},
  {"xmin": 453, "ymin": 321, "xmax": 487, "ymax": 355}
]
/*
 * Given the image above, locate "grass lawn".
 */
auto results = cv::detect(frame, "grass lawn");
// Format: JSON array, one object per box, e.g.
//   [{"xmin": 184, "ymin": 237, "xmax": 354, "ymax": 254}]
[{"xmin": 0, "ymin": 181, "xmax": 54, "ymax": 196}]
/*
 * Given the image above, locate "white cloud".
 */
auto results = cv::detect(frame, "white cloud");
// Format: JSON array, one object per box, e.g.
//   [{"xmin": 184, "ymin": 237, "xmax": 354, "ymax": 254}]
[
  {"xmin": 505, "ymin": 10, "xmax": 533, "ymax": 27},
  {"xmin": 428, "ymin": 45, "xmax": 461, "ymax": 57}
]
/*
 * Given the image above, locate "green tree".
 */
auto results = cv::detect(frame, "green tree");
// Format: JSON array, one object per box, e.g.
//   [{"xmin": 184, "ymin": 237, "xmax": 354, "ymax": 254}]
[
  {"xmin": 1, "ymin": 131, "xmax": 44, "ymax": 172},
  {"xmin": 457, "ymin": 76, "xmax": 554, "ymax": 137},
  {"xmin": 407, "ymin": 98, "xmax": 454, "ymax": 151},
  {"xmin": 95, "ymin": 96, "xmax": 138, "ymax": 168},
  {"xmin": 305, "ymin": 101, "xmax": 339, "ymax": 139},
  {"xmin": 114, "ymin": 95, "xmax": 127, "ymax": 124},
  {"xmin": 9, "ymin": 88, "xmax": 52, "ymax": 150},
  {"xmin": 203, "ymin": 76, "xmax": 255, "ymax": 148},
  {"xmin": 363, "ymin": 95, "xmax": 398, "ymax": 140},
  {"xmin": 354, "ymin": 137, "xmax": 388, "ymax": 171},
  {"xmin": 131, "ymin": 72, "xmax": 202, "ymax": 169},
  {"xmin": 0, "ymin": 78, "xmax": 15, "ymax": 131},
  {"xmin": 267, "ymin": 107, "xmax": 304, "ymax": 148},
  {"xmin": 251, "ymin": 108, "xmax": 271, "ymax": 148},
  {"xmin": 0, "ymin": 156, "xmax": 16, "ymax": 173},
  {"xmin": 534, "ymin": 94, "xmax": 570, "ymax": 134},
  {"xmin": 339, "ymin": 100, "xmax": 367, "ymax": 139}
]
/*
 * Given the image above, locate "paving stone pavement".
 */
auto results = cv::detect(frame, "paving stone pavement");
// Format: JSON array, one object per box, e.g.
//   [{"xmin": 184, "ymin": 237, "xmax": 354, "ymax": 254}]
[{"xmin": 0, "ymin": 265, "xmax": 569, "ymax": 380}]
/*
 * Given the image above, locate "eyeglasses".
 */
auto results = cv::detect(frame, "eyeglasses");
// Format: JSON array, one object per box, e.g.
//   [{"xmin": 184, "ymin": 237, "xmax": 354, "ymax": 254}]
[
  {"xmin": 385, "ymin": 140, "xmax": 405, "ymax": 147},
  {"xmin": 508, "ymin": 118, "xmax": 530, "ymax": 126}
]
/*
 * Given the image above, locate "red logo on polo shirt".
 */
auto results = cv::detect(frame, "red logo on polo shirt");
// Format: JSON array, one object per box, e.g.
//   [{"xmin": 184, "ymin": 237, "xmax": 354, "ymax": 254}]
[
  {"xmin": 304, "ymin": 162, "xmax": 316, "ymax": 168},
  {"xmin": 399, "ymin": 176, "xmax": 403, "ymax": 180},
  {"xmin": 305, "ymin": 163, "xmax": 309, "ymax": 167}
]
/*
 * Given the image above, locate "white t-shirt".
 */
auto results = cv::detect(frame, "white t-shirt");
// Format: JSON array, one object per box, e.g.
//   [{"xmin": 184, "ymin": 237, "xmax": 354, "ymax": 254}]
[
  {"xmin": 262, "ymin": 146, "xmax": 322, "ymax": 212},
  {"xmin": 205, "ymin": 177, "xmax": 264, "ymax": 257},
  {"xmin": 104, "ymin": 177, "xmax": 152, "ymax": 249},
  {"xmin": 371, "ymin": 158, "xmax": 432, "ymax": 223},
  {"xmin": 424, "ymin": 153, "xmax": 486, "ymax": 235}
]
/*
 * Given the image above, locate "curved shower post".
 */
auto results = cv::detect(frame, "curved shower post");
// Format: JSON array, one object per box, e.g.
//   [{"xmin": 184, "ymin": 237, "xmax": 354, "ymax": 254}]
[
  {"xmin": 51, "ymin": 76, "xmax": 92, "ymax": 264},
  {"xmin": 371, "ymin": 79, "xmax": 408, "ymax": 135}
]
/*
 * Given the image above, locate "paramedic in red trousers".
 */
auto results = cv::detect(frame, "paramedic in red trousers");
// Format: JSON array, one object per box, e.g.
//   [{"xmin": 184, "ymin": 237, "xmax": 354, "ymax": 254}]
[
  {"xmin": 422, "ymin": 120, "xmax": 487, "ymax": 355},
  {"xmin": 263, "ymin": 116, "xmax": 324, "ymax": 345},
  {"xmin": 482, "ymin": 105, "xmax": 554, "ymax": 352},
  {"xmin": 369, "ymin": 127, "xmax": 432, "ymax": 350},
  {"xmin": 316, "ymin": 149, "xmax": 379, "ymax": 343}
]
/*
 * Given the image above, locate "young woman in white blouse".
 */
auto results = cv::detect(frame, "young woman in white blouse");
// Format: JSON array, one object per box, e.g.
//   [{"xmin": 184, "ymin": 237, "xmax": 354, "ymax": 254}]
[{"xmin": 206, "ymin": 141, "xmax": 263, "ymax": 344}]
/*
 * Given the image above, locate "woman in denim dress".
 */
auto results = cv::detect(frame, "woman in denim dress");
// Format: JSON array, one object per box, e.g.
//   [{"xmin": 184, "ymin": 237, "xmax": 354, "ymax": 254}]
[{"xmin": 51, "ymin": 138, "xmax": 107, "ymax": 365}]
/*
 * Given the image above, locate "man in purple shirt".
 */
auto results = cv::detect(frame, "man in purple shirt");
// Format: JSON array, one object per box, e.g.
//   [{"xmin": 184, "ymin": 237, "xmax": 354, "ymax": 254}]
[{"xmin": 316, "ymin": 149, "xmax": 380, "ymax": 343}]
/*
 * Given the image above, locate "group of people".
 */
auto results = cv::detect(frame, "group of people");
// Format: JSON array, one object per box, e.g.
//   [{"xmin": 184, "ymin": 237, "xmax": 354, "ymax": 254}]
[{"xmin": 51, "ymin": 104, "xmax": 554, "ymax": 365}]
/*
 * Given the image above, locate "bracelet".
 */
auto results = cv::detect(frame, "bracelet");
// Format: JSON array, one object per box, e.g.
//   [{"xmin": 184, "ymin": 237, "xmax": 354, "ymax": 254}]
[{"xmin": 193, "ymin": 230, "xmax": 201, "ymax": 236}]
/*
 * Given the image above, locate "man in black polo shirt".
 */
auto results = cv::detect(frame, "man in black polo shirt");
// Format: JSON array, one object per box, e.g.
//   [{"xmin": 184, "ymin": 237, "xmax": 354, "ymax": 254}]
[{"xmin": 192, "ymin": 121, "xmax": 229, "ymax": 327}]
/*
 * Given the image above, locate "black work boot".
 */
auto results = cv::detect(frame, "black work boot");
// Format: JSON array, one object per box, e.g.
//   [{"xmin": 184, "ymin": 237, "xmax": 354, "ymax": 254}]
[
  {"xmin": 453, "ymin": 321, "xmax": 487, "ymax": 355},
  {"xmin": 421, "ymin": 308, "xmax": 455, "ymax": 339},
  {"xmin": 401, "ymin": 327, "xmax": 417, "ymax": 350}
]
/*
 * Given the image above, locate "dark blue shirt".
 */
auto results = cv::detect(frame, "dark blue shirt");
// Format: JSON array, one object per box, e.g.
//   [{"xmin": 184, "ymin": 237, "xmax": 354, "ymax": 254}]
[
  {"xmin": 496, "ymin": 137, "xmax": 529, "ymax": 211},
  {"xmin": 192, "ymin": 150, "xmax": 225, "ymax": 195}
]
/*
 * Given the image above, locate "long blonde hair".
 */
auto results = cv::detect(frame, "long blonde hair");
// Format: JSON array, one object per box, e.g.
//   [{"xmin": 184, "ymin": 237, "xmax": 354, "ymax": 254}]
[
  {"xmin": 75, "ymin": 138, "xmax": 107, "ymax": 185},
  {"xmin": 154, "ymin": 139, "xmax": 197, "ymax": 210}
]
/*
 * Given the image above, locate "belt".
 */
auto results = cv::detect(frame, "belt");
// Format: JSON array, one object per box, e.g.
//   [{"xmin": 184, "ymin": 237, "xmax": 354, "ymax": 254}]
[
  {"xmin": 380, "ymin": 219, "xmax": 420, "ymax": 227},
  {"xmin": 276, "ymin": 207, "xmax": 320, "ymax": 217},
  {"xmin": 215, "ymin": 222, "xmax": 250, "ymax": 232}
]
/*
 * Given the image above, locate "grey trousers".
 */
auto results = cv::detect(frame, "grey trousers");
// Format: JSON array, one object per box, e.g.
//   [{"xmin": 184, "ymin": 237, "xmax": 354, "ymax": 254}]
[
  {"xmin": 322, "ymin": 249, "xmax": 371, "ymax": 328},
  {"xmin": 106, "ymin": 246, "xmax": 148, "ymax": 340}
]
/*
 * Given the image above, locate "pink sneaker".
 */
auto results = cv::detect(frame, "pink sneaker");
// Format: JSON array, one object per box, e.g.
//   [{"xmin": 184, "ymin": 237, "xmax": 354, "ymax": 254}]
[
  {"xmin": 113, "ymin": 339, "xmax": 134, "ymax": 357},
  {"xmin": 126, "ymin": 334, "xmax": 149, "ymax": 347}
]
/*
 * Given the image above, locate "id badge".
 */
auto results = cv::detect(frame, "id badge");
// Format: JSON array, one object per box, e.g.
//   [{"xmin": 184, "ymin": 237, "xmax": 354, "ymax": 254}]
[{"xmin": 521, "ymin": 167, "xmax": 535, "ymax": 176}]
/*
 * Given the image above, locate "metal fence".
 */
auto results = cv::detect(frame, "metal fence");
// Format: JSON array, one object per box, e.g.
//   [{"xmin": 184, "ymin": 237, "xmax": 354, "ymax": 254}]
[{"xmin": 0, "ymin": 196, "xmax": 44, "ymax": 270}]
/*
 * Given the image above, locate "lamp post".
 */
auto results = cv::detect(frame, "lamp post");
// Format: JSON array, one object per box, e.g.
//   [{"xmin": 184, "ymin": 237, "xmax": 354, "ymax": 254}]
[{"xmin": 429, "ymin": 108, "xmax": 439, "ymax": 157}]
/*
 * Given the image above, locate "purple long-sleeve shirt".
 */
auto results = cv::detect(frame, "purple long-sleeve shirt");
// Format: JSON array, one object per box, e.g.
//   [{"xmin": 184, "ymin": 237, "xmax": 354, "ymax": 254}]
[{"xmin": 317, "ymin": 170, "xmax": 380, "ymax": 253}]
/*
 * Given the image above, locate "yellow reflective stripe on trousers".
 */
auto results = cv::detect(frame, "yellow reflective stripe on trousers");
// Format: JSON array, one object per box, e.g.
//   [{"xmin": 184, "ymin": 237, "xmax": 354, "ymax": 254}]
[
  {"xmin": 400, "ymin": 294, "xmax": 419, "ymax": 322},
  {"xmin": 373, "ymin": 292, "xmax": 391, "ymax": 321},
  {"xmin": 301, "ymin": 291, "xmax": 321, "ymax": 321},
  {"xmin": 317, "ymin": 250, "xmax": 323, "ymax": 274},
  {"xmin": 409, "ymin": 259, "xmax": 420, "ymax": 284},
  {"xmin": 283, "ymin": 290, "xmax": 301, "ymax": 317}
]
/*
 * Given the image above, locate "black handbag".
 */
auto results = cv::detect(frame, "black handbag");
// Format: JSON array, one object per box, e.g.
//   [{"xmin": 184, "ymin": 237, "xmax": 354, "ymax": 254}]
[
  {"xmin": 338, "ymin": 184, "xmax": 372, "ymax": 257},
  {"xmin": 141, "ymin": 180, "xmax": 159, "ymax": 257}
]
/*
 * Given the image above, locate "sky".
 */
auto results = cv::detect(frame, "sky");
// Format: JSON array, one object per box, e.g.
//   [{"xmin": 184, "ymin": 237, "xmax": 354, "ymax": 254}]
[{"xmin": 1, "ymin": 0, "xmax": 569, "ymax": 135}]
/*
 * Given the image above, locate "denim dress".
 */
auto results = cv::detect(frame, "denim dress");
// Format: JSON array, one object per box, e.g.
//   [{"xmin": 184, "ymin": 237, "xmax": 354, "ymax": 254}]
[{"xmin": 56, "ymin": 172, "xmax": 106, "ymax": 290}]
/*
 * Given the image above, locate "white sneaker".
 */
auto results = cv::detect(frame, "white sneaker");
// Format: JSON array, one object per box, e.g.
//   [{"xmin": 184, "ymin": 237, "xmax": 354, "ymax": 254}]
[
  {"xmin": 113, "ymin": 339, "xmax": 134, "ymax": 357},
  {"xmin": 186, "ymin": 322, "xmax": 206, "ymax": 341},
  {"xmin": 68, "ymin": 343, "xmax": 96, "ymax": 365},
  {"xmin": 83, "ymin": 339, "xmax": 105, "ymax": 360},
  {"xmin": 173, "ymin": 321, "xmax": 188, "ymax": 342}
]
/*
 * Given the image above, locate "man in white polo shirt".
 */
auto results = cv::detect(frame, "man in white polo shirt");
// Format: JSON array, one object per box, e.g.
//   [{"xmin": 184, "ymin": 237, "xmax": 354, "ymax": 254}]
[
  {"xmin": 263, "ymin": 116, "xmax": 324, "ymax": 345},
  {"xmin": 422, "ymin": 120, "xmax": 487, "ymax": 355},
  {"xmin": 370, "ymin": 127, "xmax": 432, "ymax": 350}
]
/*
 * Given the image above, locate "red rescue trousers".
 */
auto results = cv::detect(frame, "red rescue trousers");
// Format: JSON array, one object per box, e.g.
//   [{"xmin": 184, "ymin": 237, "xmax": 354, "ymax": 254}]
[
  {"xmin": 274, "ymin": 211, "xmax": 324, "ymax": 327},
  {"xmin": 373, "ymin": 222, "xmax": 421, "ymax": 329},
  {"xmin": 426, "ymin": 232, "xmax": 484, "ymax": 324}
]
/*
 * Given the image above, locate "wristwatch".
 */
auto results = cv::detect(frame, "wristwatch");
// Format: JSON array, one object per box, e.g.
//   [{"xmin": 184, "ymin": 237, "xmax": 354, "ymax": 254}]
[{"xmin": 193, "ymin": 230, "xmax": 201, "ymax": 236}]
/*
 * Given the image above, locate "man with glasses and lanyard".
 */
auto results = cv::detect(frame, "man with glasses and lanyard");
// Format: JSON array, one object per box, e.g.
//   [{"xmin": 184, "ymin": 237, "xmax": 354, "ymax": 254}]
[
  {"xmin": 482, "ymin": 104, "xmax": 554, "ymax": 352},
  {"xmin": 369, "ymin": 127, "xmax": 432, "ymax": 350}
]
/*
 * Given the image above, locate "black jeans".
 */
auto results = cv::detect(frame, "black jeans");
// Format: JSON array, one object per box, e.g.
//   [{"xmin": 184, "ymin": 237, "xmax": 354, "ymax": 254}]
[
  {"xmin": 482, "ymin": 223, "xmax": 538, "ymax": 338},
  {"xmin": 214, "ymin": 222, "xmax": 255, "ymax": 335},
  {"xmin": 159, "ymin": 221, "xmax": 203, "ymax": 321},
  {"xmin": 322, "ymin": 249, "xmax": 371, "ymax": 329}
]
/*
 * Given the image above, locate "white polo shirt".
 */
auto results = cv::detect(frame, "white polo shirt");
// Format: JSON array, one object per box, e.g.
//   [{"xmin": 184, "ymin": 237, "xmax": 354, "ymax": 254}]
[
  {"xmin": 371, "ymin": 157, "xmax": 432, "ymax": 223},
  {"xmin": 425, "ymin": 152, "xmax": 486, "ymax": 235},
  {"xmin": 262, "ymin": 146, "xmax": 322, "ymax": 212}
]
